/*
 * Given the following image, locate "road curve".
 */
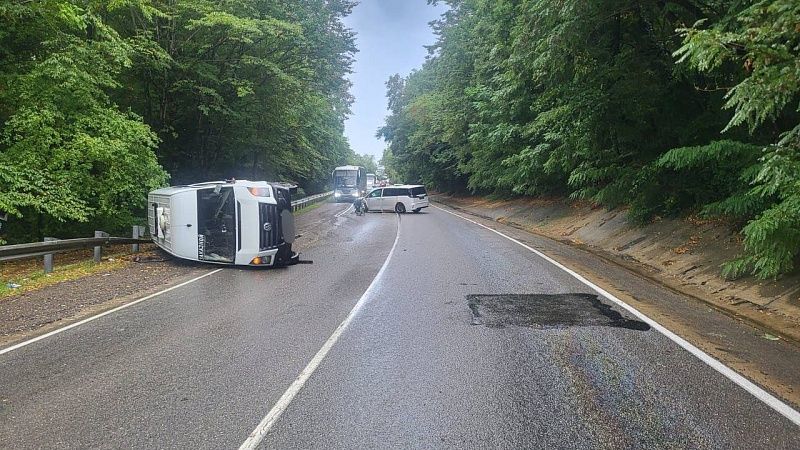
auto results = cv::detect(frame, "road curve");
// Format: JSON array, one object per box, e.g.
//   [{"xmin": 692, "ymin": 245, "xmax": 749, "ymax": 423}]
[{"xmin": 1, "ymin": 203, "xmax": 798, "ymax": 449}]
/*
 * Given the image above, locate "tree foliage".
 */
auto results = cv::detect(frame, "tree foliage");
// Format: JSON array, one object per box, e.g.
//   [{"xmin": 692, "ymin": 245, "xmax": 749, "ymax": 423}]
[
  {"xmin": 0, "ymin": 1, "xmax": 168, "ymax": 241},
  {"xmin": 111, "ymin": 0, "xmax": 357, "ymax": 190},
  {"xmin": 1, "ymin": 0, "xmax": 357, "ymax": 242},
  {"xmin": 380, "ymin": 0, "xmax": 800, "ymax": 279},
  {"xmin": 675, "ymin": 0, "xmax": 800, "ymax": 278},
  {"xmin": 349, "ymin": 153, "xmax": 378, "ymax": 174}
]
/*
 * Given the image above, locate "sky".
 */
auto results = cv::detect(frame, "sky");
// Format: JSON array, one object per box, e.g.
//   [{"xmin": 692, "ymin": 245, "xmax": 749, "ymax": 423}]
[{"xmin": 343, "ymin": 0, "xmax": 448, "ymax": 160}]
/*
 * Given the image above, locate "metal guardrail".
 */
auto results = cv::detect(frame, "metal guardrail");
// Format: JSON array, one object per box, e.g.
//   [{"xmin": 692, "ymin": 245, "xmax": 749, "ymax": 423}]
[
  {"xmin": 291, "ymin": 191, "xmax": 333, "ymax": 211},
  {"xmin": 0, "ymin": 236, "xmax": 149, "ymax": 262},
  {"xmin": 0, "ymin": 229, "xmax": 151, "ymax": 267}
]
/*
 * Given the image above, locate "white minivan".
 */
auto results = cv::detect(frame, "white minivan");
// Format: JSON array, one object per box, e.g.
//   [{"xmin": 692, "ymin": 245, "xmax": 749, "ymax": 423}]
[{"xmin": 364, "ymin": 185, "xmax": 429, "ymax": 213}]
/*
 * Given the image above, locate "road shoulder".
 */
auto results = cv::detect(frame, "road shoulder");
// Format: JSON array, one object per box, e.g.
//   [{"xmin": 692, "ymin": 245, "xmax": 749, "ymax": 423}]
[
  {"xmin": 0, "ymin": 253, "xmax": 207, "ymax": 349},
  {"xmin": 432, "ymin": 200, "xmax": 800, "ymax": 409}
]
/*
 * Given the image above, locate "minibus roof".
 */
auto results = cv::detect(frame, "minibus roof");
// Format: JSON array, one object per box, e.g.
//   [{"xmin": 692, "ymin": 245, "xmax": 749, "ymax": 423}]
[
  {"xmin": 150, "ymin": 180, "xmax": 272, "ymax": 196},
  {"xmin": 149, "ymin": 185, "xmax": 196, "ymax": 196},
  {"xmin": 188, "ymin": 180, "xmax": 268, "ymax": 188}
]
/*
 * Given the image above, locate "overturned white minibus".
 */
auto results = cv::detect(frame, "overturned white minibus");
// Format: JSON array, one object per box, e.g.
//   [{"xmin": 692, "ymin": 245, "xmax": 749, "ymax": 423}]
[{"xmin": 148, "ymin": 180, "xmax": 299, "ymax": 267}]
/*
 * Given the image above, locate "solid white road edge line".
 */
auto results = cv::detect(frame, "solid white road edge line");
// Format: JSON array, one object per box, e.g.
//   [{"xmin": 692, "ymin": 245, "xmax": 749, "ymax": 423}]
[
  {"xmin": 433, "ymin": 204, "xmax": 800, "ymax": 426},
  {"xmin": 239, "ymin": 214, "xmax": 402, "ymax": 449},
  {"xmin": 334, "ymin": 204, "xmax": 353, "ymax": 217},
  {"xmin": 0, "ymin": 269, "xmax": 224, "ymax": 356}
]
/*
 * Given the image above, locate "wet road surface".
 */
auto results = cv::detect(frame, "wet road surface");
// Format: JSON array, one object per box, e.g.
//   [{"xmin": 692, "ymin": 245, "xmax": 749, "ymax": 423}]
[{"xmin": 1, "ymin": 202, "xmax": 799, "ymax": 448}]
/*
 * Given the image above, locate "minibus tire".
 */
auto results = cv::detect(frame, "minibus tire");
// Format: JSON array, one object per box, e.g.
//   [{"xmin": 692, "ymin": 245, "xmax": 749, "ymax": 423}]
[{"xmin": 395, "ymin": 203, "xmax": 406, "ymax": 213}]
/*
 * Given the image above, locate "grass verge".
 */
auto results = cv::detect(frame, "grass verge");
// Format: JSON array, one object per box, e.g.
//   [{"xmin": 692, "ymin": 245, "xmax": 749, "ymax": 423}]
[
  {"xmin": 294, "ymin": 201, "xmax": 326, "ymax": 215},
  {"xmin": 1, "ymin": 253, "xmax": 130, "ymax": 300}
]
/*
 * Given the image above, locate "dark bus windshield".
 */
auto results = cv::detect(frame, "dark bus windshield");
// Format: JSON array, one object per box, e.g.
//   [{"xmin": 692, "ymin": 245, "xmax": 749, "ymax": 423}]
[{"xmin": 334, "ymin": 170, "xmax": 358, "ymax": 187}]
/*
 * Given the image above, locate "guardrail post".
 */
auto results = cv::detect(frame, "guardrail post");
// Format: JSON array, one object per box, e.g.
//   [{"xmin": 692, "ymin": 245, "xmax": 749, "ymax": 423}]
[
  {"xmin": 93, "ymin": 231, "xmax": 108, "ymax": 263},
  {"xmin": 131, "ymin": 225, "xmax": 142, "ymax": 253},
  {"xmin": 43, "ymin": 237, "xmax": 57, "ymax": 274}
]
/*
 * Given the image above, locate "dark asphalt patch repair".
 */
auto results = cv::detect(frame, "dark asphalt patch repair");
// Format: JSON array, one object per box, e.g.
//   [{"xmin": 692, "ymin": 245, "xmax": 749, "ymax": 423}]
[{"xmin": 467, "ymin": 293, "xmax": 650, "ymax": 331}]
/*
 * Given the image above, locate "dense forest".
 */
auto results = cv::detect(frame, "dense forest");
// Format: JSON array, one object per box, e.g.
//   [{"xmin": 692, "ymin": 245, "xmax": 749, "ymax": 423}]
[
  {"xmin": 0, "ymin": 0, "xmax": 360, "ymax": 243},
  {"xmin": 379, "ymin": 0, "xmax": 799, "ymax": 279}
]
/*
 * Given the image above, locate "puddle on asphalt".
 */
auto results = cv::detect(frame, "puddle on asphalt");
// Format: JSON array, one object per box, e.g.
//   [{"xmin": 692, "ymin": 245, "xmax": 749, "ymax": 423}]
[{"xmin": 467, "ymin": 293, "xmax": 650, "ymax": 331}]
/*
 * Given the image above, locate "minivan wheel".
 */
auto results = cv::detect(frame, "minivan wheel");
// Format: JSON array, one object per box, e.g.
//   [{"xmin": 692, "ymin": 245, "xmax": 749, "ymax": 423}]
[
  {"xmin": 413, "ymin": 208, "xmax": 421, "ymax": 213},
  {"xmin": 395, "ymin": 203, "xmax": 406, "ymax": 213}
]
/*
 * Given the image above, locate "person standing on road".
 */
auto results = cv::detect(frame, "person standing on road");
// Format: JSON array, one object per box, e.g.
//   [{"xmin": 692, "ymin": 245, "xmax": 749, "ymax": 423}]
[{"xmin": 353, "ymin": 196, "xmax": 366, "ymax": 215}]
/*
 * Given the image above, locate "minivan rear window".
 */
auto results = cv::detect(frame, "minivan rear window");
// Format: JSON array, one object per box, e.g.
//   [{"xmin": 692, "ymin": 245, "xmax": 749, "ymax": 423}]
[{"xmin": 410, "ymin": 186, "xmax": 427, "ymax": 196}]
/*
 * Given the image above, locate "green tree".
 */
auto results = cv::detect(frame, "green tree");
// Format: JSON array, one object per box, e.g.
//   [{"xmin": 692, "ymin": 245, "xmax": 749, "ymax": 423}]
[
  {"xmin": 350, "ymin": 153, "xmax": 378, "ymax": 174},
  {"xmin": 0, "ymin": 1, "xmax": 168, "ymax": 242},
  {"xmin": 113, "ymin": 0, "xmax": 357, "ymax": 191},
  {"xmin": 380, "ymin": 0, "xmax": 800, "ymax": 278},
  {"xmin": 1, "ymin": 0, "xmax": 359, "ymax": 243},
  {"xmin": 675, "ymin": 0, "xmax": 800, "ymax": 278}
]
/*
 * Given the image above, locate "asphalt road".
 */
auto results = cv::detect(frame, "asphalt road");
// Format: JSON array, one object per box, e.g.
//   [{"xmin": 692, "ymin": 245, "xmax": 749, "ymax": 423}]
[{"xmin": 1, "ymin": 202, "xmax": 798, "ymax": 449}]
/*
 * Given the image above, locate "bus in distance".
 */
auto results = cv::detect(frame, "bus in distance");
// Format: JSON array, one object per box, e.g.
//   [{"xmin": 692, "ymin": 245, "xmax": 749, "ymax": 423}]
[{"xmin": 332, "ymin": 165, "xmax": 367, "ymax": 202}]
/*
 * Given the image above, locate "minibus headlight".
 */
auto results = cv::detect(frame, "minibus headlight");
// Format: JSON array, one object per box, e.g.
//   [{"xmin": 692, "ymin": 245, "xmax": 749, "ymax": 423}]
[
  {"xmin": 334, "ymin": 192, "xmax": 341, "ymax": 197},
  {"xmin": 250, "ymin": 256, "xmax": 272, "ymax": 265}
]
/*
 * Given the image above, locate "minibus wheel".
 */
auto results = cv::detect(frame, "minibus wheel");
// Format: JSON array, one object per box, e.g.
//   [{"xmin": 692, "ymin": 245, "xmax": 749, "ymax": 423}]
[{"xmin": 395, "ymin": 203, "xmax": 406, "ymax": 213}]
